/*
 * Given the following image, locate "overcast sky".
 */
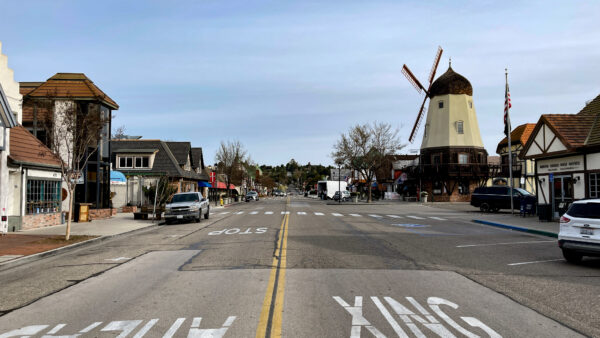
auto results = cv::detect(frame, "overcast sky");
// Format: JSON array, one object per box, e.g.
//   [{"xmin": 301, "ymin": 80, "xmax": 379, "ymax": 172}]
[{"xmin": 1, "ymin": 1, "xmax": 599, "ymax": 166}]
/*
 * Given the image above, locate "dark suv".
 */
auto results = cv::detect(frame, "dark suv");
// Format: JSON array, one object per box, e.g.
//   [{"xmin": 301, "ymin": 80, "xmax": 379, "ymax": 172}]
[{"xmin": 471, "ymin": 186, "xmax": 536, "ymax": 212}]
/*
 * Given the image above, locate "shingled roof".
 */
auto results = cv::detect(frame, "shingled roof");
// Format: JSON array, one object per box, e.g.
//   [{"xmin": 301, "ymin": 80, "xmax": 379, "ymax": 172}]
[
  {"xmin": 166, "ymin": 142, "xmax": 191, "ymax": 166},
  {"xmin": 9, "ymin": 125, "xmax": 61, "ymax": 168},
  {"xmin": 111, "ymin": 140, "xmax": 208, "ymax": 181},
  {"xmin": 22, "ymin": 73, "xmax": 118, "ymax": 110},
  {"xmin": 496, "ymin": 123, "xmax": 536, "ymax": 153},
  {"xmin": 191, "ymin": 147, "xmax": 205, "ymax": 171}
]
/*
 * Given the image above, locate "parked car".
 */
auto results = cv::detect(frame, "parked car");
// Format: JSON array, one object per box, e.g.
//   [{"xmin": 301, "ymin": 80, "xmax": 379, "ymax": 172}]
[
  {"xmin": 558, "ymin": 199, "xmax": 600, "ymax": 263},
  {"xmin": 333, "ymin": 190, "xmax": 351, "ymax": 201},
  {"xmin": 470, "ymin": 186, "xmax": 536, "ymax": 212},
  {"xmin": 164, "ymin": 192, "xmax": 209, "ymax": 225},
  {"xmin": 246, "ymin": 191, "xmax": 259, "ymax": 202}
]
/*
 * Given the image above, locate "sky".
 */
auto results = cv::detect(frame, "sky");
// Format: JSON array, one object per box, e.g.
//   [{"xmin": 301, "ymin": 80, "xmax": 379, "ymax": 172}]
[{"xmin": 1, "ymin": 1, "xmax": 599, "ymax": 166}]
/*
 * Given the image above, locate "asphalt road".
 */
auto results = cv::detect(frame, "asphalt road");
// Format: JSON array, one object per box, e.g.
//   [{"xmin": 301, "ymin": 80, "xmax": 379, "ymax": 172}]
[{"xmin": 0, "ymin": 196, "xmax": 598, "ymax": 337}]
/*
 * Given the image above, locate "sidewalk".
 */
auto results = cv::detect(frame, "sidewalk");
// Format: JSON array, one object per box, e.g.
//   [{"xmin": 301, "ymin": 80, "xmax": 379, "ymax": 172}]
[
  {"xmin": 0, "ymin": 213, "xmax": 158, "ymax": 266},
  {"xmin": 426, "ymin": 202, "xmax": 559, "ymax": 237}
]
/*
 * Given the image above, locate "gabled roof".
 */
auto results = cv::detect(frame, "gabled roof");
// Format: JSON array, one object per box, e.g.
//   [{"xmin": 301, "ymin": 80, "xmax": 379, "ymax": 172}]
[
  {"xmin": 19, "ymin": 82, "xmax": 43, "ymax": 96},
  {"xmin": 9, "ymin": 125, "xmax": 61, "ymax": 168},
  {"xmin": 191, "ymin": 147, "xmax": 205, "ymax": 170},
  {"xmin": 166, "ymin": 141, "xmax": 191, "ymax": 166},
  {"xmin": 22, "ymin": 73, "xmax": 118, "ymax": 110},
  {"xmin": 522, "ymin": 93, "xmax": 600, "ymax": 158},
  {"xmin": 496, "ymin": 123, "xmax": 536, "ymax": 153},
  {"xmin": 110, "ymin": 140, "xmax": 208, "ymax": 181}
]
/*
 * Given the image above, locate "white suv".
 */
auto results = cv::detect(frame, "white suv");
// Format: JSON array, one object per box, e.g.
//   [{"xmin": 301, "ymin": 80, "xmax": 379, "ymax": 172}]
[{"xmin": 558, "ymin": 199, "xmax": 600, "ymax": 263}]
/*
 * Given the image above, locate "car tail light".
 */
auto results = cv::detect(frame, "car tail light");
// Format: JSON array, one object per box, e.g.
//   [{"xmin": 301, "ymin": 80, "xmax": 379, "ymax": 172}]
[{"xmin": 560, "ymin": 215, "xmax": 571, "ymax": 224}]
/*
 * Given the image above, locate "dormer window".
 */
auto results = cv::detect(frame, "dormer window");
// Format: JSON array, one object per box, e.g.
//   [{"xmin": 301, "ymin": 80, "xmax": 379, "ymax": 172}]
[
  {"xmin": 118, "ymin": 155, "xmax": 150, "ymax": 169},
  {"xmin": 438, "ymin": 101, "xmax": 444, "ymax": 109},
  {"xmin": 456, "ymin": 121, "xmax": 464, "ymax": 134}
]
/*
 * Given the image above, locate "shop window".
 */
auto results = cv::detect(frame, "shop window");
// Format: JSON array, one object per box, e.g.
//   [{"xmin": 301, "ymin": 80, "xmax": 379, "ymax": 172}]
[
  {"xmin": 433, "ymin": 181, "xmax": 443, "ymax": 195},
  {"xmin": 458, "ymin": 153, "xmax": 468, "ymax": 164},
  {"xmin": 458, "ymin": 181, "xmax": 470, "ymax": 195},
  {"xmin": 591, "ymin": 173, "xmax": 599, "ymax": 198},
  {"xmin": 26, "ymin": 180, "xmax": 61, "ymax": 214}
]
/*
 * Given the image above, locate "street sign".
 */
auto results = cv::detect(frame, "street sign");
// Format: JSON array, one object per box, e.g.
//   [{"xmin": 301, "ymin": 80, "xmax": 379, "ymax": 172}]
[{"xmin": 549, "ymin": 173, "xmax": 554, "ymax": 183}]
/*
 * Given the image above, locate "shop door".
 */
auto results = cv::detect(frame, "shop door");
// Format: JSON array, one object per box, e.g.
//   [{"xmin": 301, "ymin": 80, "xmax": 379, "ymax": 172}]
[{"xmin": 553, "ymin": 175, "xmax": 573, "ymax": 217}]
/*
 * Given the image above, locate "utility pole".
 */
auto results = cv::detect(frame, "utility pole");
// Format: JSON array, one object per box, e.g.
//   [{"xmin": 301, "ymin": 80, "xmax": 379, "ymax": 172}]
[{"xmin": 506, "ymin": 68, "xmax": 514, "ymax": 215}]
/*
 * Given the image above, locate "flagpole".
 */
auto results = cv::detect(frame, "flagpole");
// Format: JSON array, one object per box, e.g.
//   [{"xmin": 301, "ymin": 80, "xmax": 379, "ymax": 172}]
[{"xmin": 506, "ymin": 68, "xmax": 514, "ymax": 215}]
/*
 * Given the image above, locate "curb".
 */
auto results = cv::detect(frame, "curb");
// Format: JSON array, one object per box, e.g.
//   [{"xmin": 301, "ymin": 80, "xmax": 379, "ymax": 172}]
[
  {"xmin": 0, "ymin": 224, "xmax": 159, "ymax": 271},
  {"xmin": 472, "ymin": 219, "xmax": 558, "ymax": 238}
]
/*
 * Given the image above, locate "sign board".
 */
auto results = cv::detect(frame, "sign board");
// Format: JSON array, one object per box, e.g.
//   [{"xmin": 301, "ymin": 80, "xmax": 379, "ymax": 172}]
[
  {"xmin": 549, "ymin": 173, "xmax": 554, "ymax": 183},
  {"xmin": 537, "ymin": 155, "xmax": 584, "ymax": 174},
  {"xmin": 209, "ymin": 172, "xmax": 216, "ymax": 184}
]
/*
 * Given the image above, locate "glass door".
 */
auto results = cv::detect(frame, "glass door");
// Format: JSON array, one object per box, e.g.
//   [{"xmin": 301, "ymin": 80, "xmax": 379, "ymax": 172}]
[{"xmin": 553, "ymin": 175, "xmax": 573, "ymax": 217}]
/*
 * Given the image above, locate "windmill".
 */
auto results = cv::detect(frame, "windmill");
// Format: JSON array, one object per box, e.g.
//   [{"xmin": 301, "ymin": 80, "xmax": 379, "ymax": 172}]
[{"xmin": 402, "ymin": 46, "xmax": 443, "ymax": 143}]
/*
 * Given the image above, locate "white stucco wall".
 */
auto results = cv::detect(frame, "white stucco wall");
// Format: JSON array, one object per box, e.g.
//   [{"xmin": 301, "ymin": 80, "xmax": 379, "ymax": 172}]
[
  {"xmin": 587, "ymin": 153, "xmax": 600, "ymax": 170},
  {"xmin": 421, "ymin": 94, "xmax": 484, "ymax": 149},
  {"xmin": 0, "ymin": 42, "xmax": 22, "ymax": 124}
]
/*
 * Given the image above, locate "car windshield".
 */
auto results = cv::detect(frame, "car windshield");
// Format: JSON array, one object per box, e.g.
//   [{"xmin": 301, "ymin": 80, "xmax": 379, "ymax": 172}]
[
  {"xmin": 171, "ymin": 194, "xmax": 199, "ymax": 203},
  {"xmin": 566, "ymin": 203, "xmax": 600, "ymax": 219},
  {"xmin": 514, "ymin": 188, "xmax": 532, "ymax": 196}
]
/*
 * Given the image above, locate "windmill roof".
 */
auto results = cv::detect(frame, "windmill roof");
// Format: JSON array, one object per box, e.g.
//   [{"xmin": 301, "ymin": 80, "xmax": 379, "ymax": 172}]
[{"xmin": 429, "ymin": 66, "xmax": 473, "ymax": 98}]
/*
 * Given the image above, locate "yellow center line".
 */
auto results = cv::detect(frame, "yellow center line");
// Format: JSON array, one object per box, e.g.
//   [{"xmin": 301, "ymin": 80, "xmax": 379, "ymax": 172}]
[{"xmin": 256, "ymin": 197, "xmax": 290, "ymax": 338}]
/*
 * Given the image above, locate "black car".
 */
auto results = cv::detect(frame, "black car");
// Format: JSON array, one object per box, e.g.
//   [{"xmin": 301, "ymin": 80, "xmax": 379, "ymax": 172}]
[{"xmin": 471, "ymin": 186, "xmax": 536, "ymax": 212}]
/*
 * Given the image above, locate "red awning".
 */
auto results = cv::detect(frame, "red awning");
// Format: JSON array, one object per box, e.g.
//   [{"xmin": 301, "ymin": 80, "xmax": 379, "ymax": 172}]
[{"xmin": 211, "ymin": 182, "xmax": 236, "ymax": 190}]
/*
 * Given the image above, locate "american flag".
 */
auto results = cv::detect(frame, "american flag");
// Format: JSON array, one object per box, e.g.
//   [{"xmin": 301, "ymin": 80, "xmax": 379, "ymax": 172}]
[{"xmin": 504, "ymin": 81, "xmax": 512, "ymax": 137}]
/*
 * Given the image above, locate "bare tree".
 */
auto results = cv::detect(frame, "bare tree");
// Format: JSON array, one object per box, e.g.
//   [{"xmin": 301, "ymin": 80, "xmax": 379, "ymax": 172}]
[
  {"xmin": 215, "ymin": 140, "xmax": 247, "ymax": 199},
  {"xmin": 112, "ymin": 125, "xmax": 126, "ymax": 139},
  {"xmin": 332, "ymin": 122, "xmax": 404, "ymax": 203},
  {"xmin": 41, "ymin": 94, "xmax": 110, "ymax": 240}
]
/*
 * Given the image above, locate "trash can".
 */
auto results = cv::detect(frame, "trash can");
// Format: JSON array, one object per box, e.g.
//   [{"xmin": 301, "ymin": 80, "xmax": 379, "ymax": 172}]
[
  {"xmin": 76, "ymin": 203, "xmax": 92, "ymax": 222},
  {"xmin": 538, "ymin": 204, "xmax": 552, "ymax": 221}
]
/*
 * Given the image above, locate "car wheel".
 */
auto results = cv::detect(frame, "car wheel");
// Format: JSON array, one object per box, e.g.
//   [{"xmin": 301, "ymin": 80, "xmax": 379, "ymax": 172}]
[
  {"xmin": 204, "ymin": 208, "xmax": 210, "ymax": 219},
  {"xmin": 491, "ymin": 207, "xmax": 500, "ymax": 213},
  {"xmin": 562, "ymin": 249, "xmax": 583, "ymax": 264},
  {"xmin": 480, "ymin": 203, "xmax": 490, "ymax": 213}
]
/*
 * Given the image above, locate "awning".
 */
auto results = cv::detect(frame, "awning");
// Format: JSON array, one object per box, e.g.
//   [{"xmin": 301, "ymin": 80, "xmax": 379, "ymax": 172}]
[
  {"xmin": 198, "ymin": 181, "xmax": 211, "ymax": 188},
  {"xmin": 211, "ymin": 182, "xmax": 236, "ymax": 190},
  {"xmin": 110, "ymin": 171, "xmax": 127, "ymax": 183}
]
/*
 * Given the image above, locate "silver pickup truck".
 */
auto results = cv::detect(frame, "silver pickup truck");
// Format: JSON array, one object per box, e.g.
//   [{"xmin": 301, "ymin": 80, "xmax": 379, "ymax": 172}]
[{"xmin": 164, "ymin": 192, "xmax": 210, "ymax": 225}]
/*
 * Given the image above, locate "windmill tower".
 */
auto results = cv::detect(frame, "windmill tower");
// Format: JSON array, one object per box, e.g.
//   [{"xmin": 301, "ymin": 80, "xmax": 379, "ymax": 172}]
[{"xmin": 402, "ymin": 48, "xmax": 488, "ymax": 201}]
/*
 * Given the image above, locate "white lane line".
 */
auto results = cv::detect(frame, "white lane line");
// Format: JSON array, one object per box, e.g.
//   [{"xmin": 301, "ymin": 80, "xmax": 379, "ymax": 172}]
[
  {"xmin": 457, "ymin": 240, "xmax": 555, "ymax": 248},
  {"xmin": 265, "ymin": 211, "xmax": 274, "ymax": 215},
  {"xmin": 234, "ymin": 211, "xmax": 244, "ymax": 215},
  {"xmin": 297, "ymin": 211, "xmax": 307, "ymax": 215},
  {"xmin": 332, "ymin": 213, "xmax": 343, "ymax": 217},
  {"xmin": 349, "ymin": 214, "xmax": 362, "ymax": 217},
  {"xmin": 508, "ymin": 259, "xmax": 564, "ymax": 266},
  {"xmin": 250, "ymin": 211, "xmax": 259, "ymax": 215},
  {"xmin": 429, "ymin": 216, "xmax": 446, "ymax": 220},
  {"xmin": 369, "ymin": 214, "xmax": 383, "ymax": 218},
  {"xmin": 406, "ymin": 215, "xmax": 425, "ymax": 219},
  {"xmin": 387, "ymin": 215, "xmax": 402, "ymax": 218},
  {"xmin": 281, "ymin": 211, "xmax": 289, "ymax": 214},
  {"xmin": 314, "ymin": 212, "xmax": 324, "ymax": 216},
  {"xmin": 163, "ymin": 318, "xmax": 186, "ymax": 338},
  {"xmin": 219, "ymin": 212, "xmax": 230, "ymax": 215}
]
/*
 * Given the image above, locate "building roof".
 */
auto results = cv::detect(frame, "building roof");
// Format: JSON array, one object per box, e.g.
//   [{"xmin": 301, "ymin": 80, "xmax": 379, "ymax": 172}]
[
  {"xmin": 429, "ymin": 66, "xmax": 473, "ymax": 98},
  {"xmin": 21, "ymin": 73, "xmax": 118, "ymax": 110},
  {"xmin": 111, "ymin": 140, "xmax": 208, "ymax": 181},
  {"xmin": 191, "ymin": 147, "xmax": 205, "ymax": 170},
  {"xmin": 496, "ymin": 123, "xmax": 536, "ymax": 153},
  {"xmin": 19, "ymin": 82, "xmax": 43, "ymax": 96},
  {"xmin": 166, "ymin": 142, "xmax": 191, "ymax": 166},
  {"xmin": 8, "ymin": 125, "xmax": 61, "ymax": 168}
]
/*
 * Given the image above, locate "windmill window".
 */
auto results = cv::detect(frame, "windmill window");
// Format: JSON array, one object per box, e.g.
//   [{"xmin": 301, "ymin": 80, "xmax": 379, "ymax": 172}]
[
  {"xmin": 457, "ymin": 121, "xmax": 464, "ymax": 134},
  {"xmin": 438, "ymin": 101, "xmax": 444, "ymax": 109},
  {"xmin": 458, "ymin": 153, "xmax": 469, "ymax": 164},
  {"xmin": 469, "ymin": 101, "xmax": 473, "ymax": 108}
]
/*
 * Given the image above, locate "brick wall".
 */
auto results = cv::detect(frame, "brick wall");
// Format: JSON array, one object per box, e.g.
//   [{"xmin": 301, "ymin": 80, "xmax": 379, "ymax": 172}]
[
  {"xmin": 89, "ymin": 208, "xmax": 117, "ymax": 220},
  {"xmin": 121, "ymin": 206, "xmax": 138, "ymax": 213},
  {"xmin": 22, "ymin": 213, "xmax": 62, "ymax": 230}
]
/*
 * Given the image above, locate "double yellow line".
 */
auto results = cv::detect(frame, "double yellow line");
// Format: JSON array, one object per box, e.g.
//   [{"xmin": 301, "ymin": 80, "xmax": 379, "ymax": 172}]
[{"xmin": 256, "ymin": 199, "xmax": 290, "ymax": 338}]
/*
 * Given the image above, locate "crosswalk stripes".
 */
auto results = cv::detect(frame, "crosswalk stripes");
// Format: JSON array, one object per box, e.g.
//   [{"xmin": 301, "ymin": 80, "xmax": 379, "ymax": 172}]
[{"xmin": 215, "ymin": 211, "xmax": 446, "ymax": 221}]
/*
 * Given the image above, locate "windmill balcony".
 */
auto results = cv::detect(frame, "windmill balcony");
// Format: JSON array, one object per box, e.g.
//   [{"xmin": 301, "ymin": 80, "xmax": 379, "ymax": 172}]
[{"xmin": 415, "ymin": 163, "xmax": 491, "ymax": 177}]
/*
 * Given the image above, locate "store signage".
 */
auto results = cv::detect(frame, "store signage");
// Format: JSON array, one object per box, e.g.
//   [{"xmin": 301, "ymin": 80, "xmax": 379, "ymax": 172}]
[{"xmin": 537, "ymin": 155, "xmax": 584, "ymax": 174}]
